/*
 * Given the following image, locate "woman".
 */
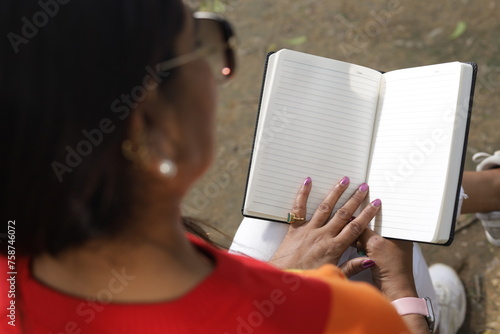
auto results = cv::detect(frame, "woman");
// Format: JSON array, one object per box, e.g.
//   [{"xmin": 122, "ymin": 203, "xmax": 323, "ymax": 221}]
[{"xmin": 1, "ymin": 0, "xmax": 454, "ymax": 333}]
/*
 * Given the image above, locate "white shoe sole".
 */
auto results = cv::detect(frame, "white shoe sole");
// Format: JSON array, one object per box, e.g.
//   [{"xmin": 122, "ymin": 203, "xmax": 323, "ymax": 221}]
[
  {"xmin": 485, "ymin": 229, "xmax": 500, "ymax": 246},
  {"xmin": 429, "ymin": 264, "xmax": 466, "ymax": 334}
]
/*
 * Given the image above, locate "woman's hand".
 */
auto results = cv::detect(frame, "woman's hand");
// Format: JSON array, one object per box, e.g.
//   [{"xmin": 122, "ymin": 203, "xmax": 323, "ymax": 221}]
[
  {"xmin": 357, "ymin": 233, "xmax": 429, "ymax": 333},
  {"xmin": 358, "ymin": 229, "xmax": 418, "ymax": 301},
  {"xmin": 270, "ymin": 176, "xmax": 381, "ymax": 277}
]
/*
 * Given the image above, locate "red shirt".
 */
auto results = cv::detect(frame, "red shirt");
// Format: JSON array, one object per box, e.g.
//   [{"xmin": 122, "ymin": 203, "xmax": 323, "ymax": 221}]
[{"xmin": 0, "ymin": 235, "xmax": 410, "ymax": 333}]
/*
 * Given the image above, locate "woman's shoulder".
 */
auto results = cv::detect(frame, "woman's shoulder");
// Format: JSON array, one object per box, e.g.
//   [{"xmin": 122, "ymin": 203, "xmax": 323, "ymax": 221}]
[
  {"xmin": 191, "ymin": 233, "xmax": 338, "ymax": 293},
  {"xmin": 190, "ymin": 235, "xmax": 336, "ymax": 332}
]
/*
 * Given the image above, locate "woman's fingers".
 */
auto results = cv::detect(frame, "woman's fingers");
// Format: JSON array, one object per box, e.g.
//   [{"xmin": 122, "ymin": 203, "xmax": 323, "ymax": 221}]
[
  {"xmin": 275, "ymin": 177, "xmax": 382, "ymax": 271},
  {"xmin": 309, "ymin": 176, "xmax": 350, "ymax": 227},
  {"xmin": 333, "ymin": 198, "xmax": 381, "ymax": 249},
  {"xmin": 335, "ymin": 183, "xmax": 369, "ymax": 222},
  {"xmin": 322, "ymin": 183, "xmax": 371, "ymax": 235},
  {"xmin": 290, "ymin": 176, "xmax": 380, "ymax": 244},
  {"xmin": 339, "ymin": 257, "xmax": 376, "ymax": 278},
  {"xmin": 289, "ymin": 177, "xmax": 312, "ymax": 226},
  {"xmin": 358, "ymin": 224, "xmax": 381, "ymax": 246}
]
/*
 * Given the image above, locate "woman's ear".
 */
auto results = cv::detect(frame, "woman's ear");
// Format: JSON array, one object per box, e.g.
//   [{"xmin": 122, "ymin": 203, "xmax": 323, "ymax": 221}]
[{"xmin": 122, "ymin": 89, "xmax": 180, "ymax": 179}]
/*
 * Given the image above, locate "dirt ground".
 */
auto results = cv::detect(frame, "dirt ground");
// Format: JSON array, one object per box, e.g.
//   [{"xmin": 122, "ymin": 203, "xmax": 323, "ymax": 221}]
[{"xmin": 184, "ymin": 1, "xmax": 500, "ymax": 332}]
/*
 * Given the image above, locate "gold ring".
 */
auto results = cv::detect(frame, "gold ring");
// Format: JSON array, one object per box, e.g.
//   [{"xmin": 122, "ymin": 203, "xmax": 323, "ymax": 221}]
[{"xmin": 287, "ymin": 212, "xmax": 305, "ymax": 223}]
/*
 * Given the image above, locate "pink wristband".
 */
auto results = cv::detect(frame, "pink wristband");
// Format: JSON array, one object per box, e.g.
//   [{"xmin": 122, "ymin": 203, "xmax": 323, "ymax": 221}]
[
  {"xmin": 391, "ymin": 297, "xmax": 429, "ymax": 316},
  {"xmin": 391, "ymin": 297, "xmax": 435, "ymax": 333}
]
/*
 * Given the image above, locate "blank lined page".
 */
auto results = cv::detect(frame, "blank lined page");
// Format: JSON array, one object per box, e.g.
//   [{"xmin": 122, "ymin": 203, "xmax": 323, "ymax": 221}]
[
  {"xmin": 244, "ymin": 49, "xmax": 382, "ymax": 222},
  {"xmin": 367, "ymin": 62, "xmax": 466, "ymax": 242}
]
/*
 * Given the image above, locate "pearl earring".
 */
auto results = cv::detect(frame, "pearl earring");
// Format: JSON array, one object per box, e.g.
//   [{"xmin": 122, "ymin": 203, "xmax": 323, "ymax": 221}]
[{"xmin": 159, "ymin": 159, "xmax": 177, "ymax": 178}]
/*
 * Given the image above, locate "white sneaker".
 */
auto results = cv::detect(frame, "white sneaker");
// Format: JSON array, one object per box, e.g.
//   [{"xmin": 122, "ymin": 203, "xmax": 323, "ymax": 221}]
[
  {"xmin": 472, "ymin": 150, "xmax": 500, "ymax": 246},
  {"xmin": 473, "ymin": 150, "xmax": 500, "ymax": 171},
  {"xmin": 429, "ymin": 263, "xmax": 466, "ymax": 334}
]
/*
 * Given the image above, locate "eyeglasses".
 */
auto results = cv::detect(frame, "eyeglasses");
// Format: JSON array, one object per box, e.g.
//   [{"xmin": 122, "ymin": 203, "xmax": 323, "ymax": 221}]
[{"xmin": 156, "ymin": 12, "xmax": 236, "ymax": 82}]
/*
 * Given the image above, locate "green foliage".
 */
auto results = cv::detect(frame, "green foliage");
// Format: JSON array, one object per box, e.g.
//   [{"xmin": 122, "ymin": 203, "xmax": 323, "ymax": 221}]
[
  {"xmin": 199, "ymin": 0, "xmax": 227, "ymax": 13},
  {"xmin": 450, "ymin": 21, "xmax": 467, "ymax": 40},
  {"xmin": 283, "ymin": 35, "xmax": 307, "ymax": 46}
]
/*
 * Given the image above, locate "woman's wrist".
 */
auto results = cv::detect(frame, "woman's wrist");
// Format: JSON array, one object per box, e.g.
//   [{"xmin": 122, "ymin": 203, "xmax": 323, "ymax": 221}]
[{"xmin": 380, "ymin": 278, "xmax": 418, "ymax": 301}]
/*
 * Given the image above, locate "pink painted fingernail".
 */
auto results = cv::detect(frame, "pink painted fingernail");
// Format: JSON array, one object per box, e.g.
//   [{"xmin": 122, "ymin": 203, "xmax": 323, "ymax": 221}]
[
  {"xmin": 362, "ymin": 259, "xmax": 375, "ymax": 269},
  {"xmin": 340, "ymin": 176, "xmax": 350, "ymax": 186},
  {"xmin": 358, "ymin": 183, "xmax": 368, "ymax": 192},
  {"xmin": 303, "ymin": 177, "xmax": 312, "ymax": 186},
  {"xmin": 371, "ymin": 199, "xmax": 381, "ymax": 207}
]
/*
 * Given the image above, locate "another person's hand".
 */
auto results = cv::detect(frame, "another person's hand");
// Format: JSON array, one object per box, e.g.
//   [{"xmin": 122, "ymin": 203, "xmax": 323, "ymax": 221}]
[{"xmin": 270, "ymin": 176, "xmax": 381, "ymax": 277}]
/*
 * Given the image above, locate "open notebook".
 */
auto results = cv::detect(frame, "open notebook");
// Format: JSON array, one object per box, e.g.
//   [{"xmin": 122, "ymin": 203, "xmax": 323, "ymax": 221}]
[{"xmin": 242, "ymin": 49, "xmax": 476, "ymax": 245}]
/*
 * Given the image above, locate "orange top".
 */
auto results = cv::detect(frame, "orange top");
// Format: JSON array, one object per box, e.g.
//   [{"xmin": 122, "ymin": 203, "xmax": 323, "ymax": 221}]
[{"xmin": 296, "ymin": 265, "xmax": 411, "ymax": 333}]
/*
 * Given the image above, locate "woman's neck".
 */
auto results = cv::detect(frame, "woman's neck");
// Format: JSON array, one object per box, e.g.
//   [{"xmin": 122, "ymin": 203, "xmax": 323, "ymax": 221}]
[{"xmin": 32, "ymin": 208, "xmax": 214, "ymax": 303}]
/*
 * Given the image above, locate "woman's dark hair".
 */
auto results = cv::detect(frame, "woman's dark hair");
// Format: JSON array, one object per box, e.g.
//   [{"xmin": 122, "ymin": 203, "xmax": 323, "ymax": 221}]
[{"xmin": 1, "ymin": 0, "xmax": 186, "ymax": 256}]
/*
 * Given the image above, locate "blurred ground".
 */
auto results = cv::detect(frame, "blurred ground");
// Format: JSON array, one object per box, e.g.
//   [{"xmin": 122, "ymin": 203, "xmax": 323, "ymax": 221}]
[{"xmin": 183, "ymin": 1, "xmax": 500, "ymax": 332}]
